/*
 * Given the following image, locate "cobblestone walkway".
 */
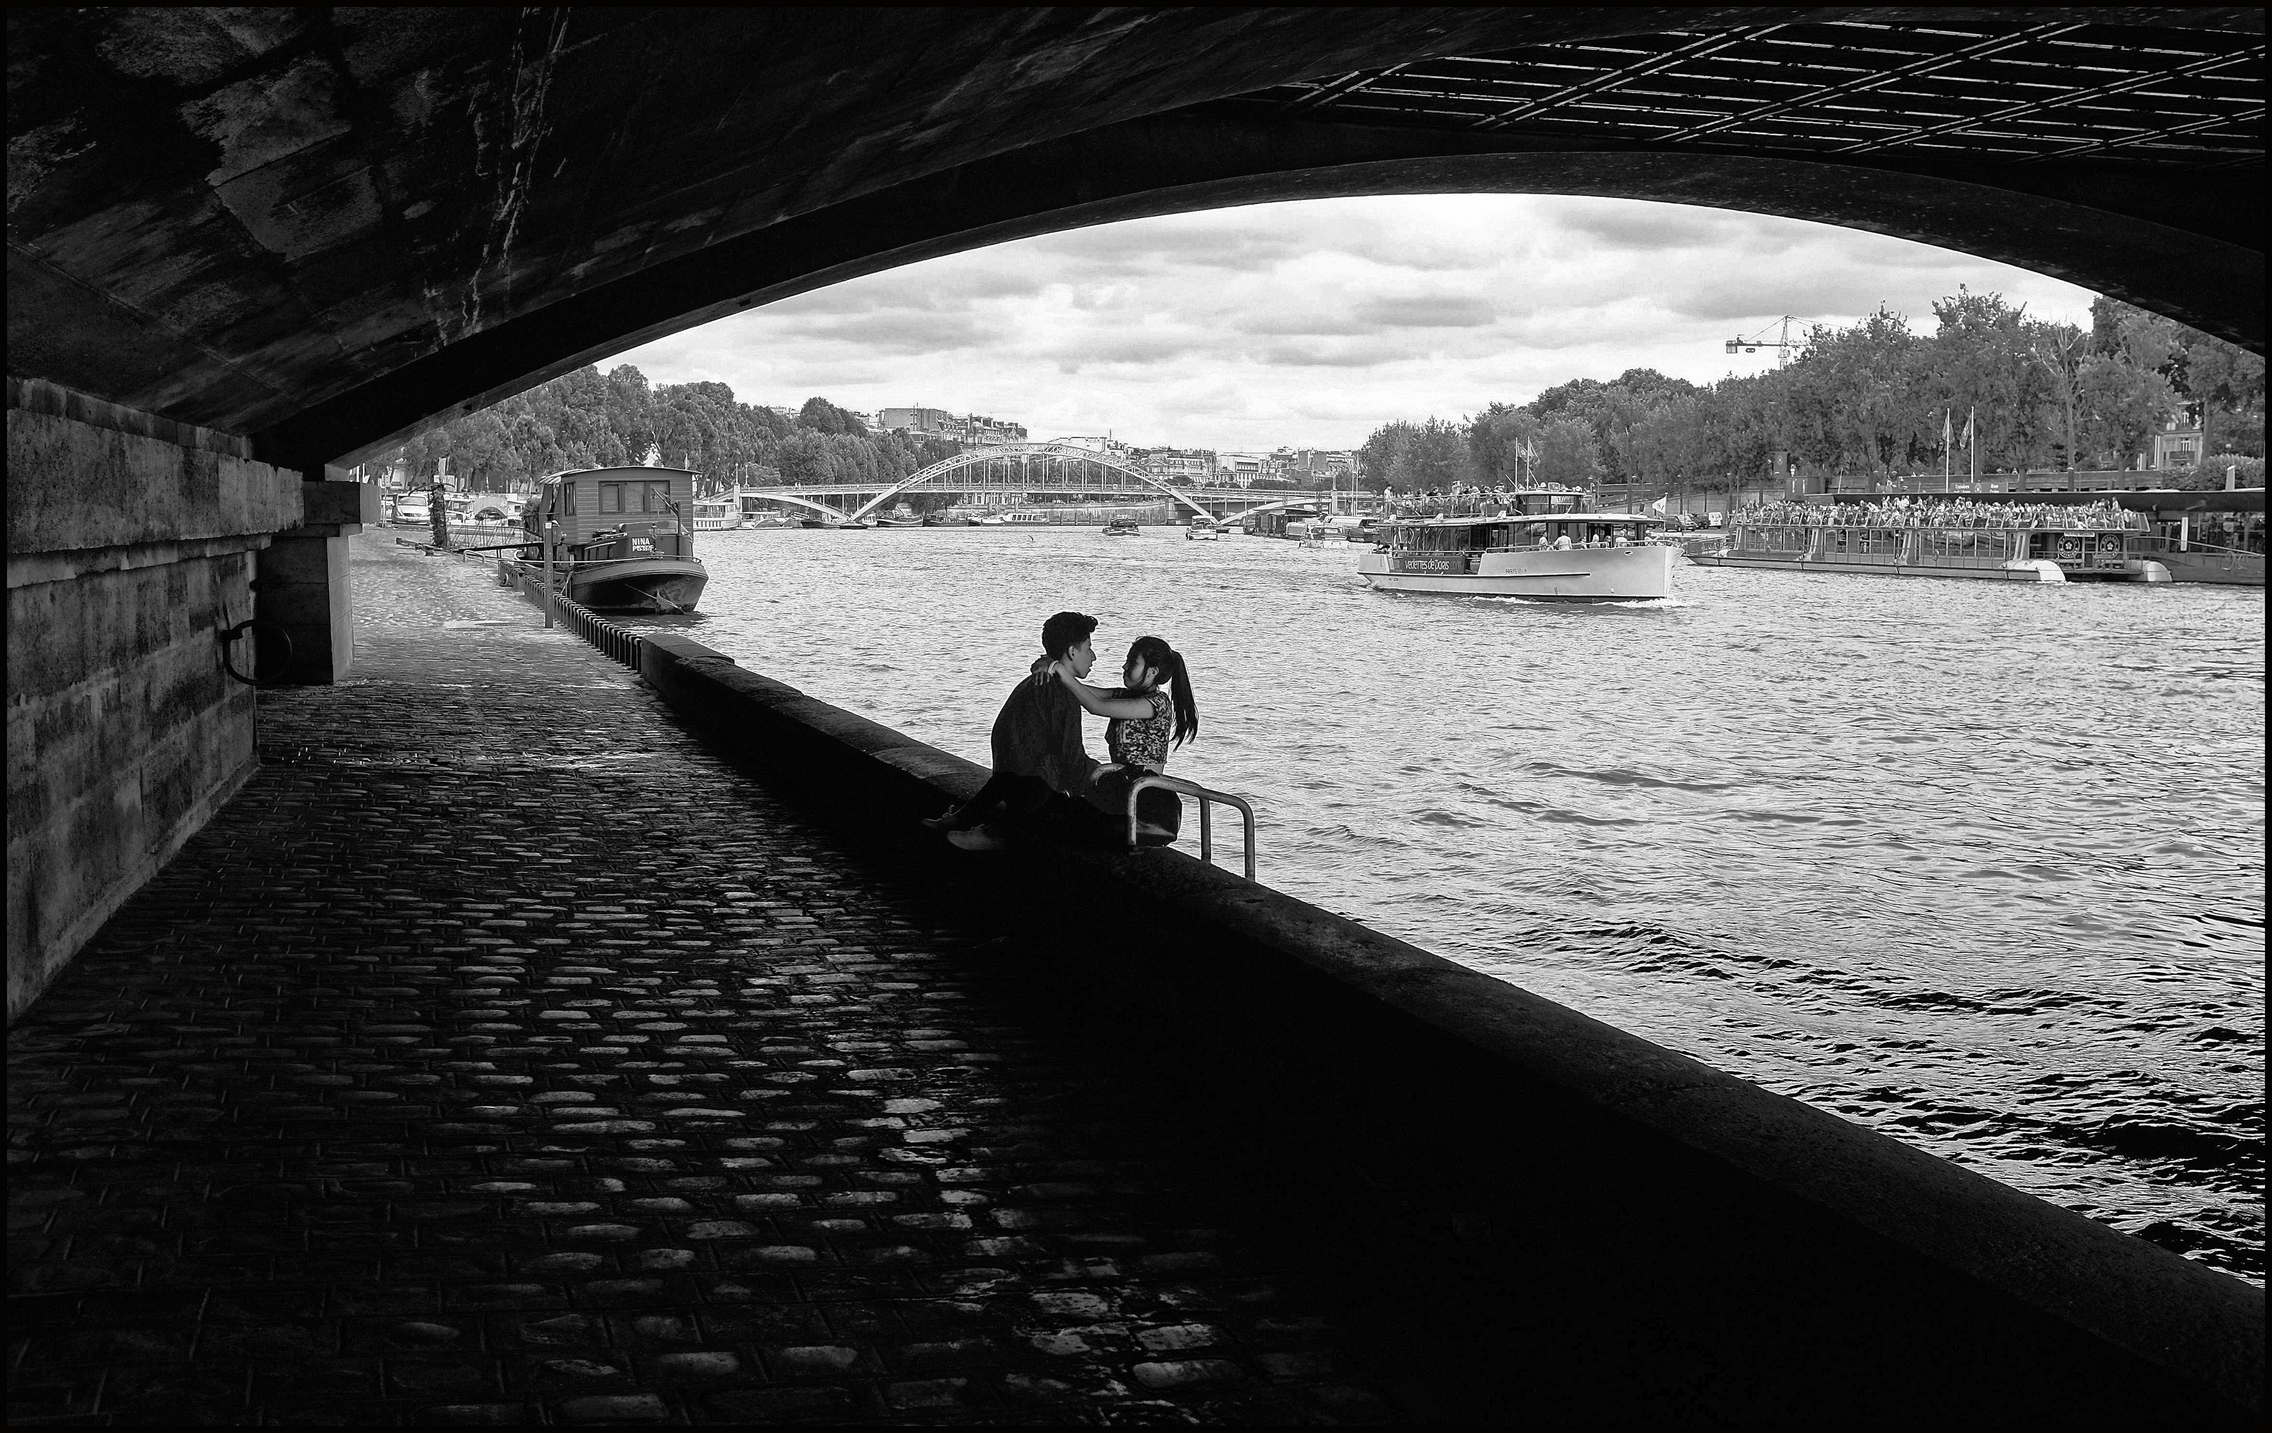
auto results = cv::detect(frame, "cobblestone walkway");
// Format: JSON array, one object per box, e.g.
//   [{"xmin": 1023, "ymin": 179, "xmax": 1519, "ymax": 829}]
[{"xmin": 8, "ymin": 536, "xmax": 1389, "ymax": 1425}]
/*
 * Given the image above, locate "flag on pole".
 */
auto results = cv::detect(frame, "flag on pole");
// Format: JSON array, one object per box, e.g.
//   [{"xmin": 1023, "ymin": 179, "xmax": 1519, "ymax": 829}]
[
  {"xmin": 1943, "ymin": 409, "xmax": 1953, "ymax": 452},
  {"xmin": 1959, "ymin": 408, "xmax": 1975, "ymax": 447},
  {"xmin": 1648, "ymin": 497, "xmax": 1668, "ymax": 515}
]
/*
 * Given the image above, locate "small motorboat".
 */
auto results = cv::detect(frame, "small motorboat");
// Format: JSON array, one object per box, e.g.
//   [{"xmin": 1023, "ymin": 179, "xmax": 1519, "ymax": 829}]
[
  {"xmin": 1186, "ymin": 515, "xmax": 1220, "ymax": 541},
  {"xmin": 1103, "ymin": 516, "xmax": 1141, "ymax": 537}
]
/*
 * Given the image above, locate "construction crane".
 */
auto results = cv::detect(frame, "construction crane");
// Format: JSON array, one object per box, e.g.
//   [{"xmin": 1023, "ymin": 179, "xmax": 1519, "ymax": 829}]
[{"xmin": 1724, "ymin": 316, "xmax": 1800, "ymax": 364}]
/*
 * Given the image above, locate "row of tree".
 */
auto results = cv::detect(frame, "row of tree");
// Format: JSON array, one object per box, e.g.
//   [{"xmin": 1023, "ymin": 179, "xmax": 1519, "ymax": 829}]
[
  {"xmin": 381, "ymin": 366, "xmax": 960, "ymax": 493},
  {"xmin": 1358, "ymin": 291, "xmax": 2266, "ymax": 493}
]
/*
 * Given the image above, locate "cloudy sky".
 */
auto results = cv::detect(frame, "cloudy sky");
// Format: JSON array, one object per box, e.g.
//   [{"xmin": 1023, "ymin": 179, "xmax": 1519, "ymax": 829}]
[{"xmin": 614, "ymin": 194, "xmax": 2099, "ymax": 453}]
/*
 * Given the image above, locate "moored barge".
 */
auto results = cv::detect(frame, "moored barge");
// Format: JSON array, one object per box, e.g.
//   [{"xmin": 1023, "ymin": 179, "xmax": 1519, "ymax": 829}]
[{"xmin": 508, "ymin": 466, "xmax": 708, "ymax": 613}]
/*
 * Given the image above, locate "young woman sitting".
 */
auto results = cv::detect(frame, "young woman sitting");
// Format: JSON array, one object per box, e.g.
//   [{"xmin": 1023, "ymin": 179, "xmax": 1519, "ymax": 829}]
[{"xmin": 1050, "ymin": 634, "xmax": 1199, "ymax": 845}]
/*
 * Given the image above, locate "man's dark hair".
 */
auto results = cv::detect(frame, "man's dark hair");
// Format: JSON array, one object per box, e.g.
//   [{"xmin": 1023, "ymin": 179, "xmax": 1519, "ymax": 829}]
[{"xmin": 1040, "ymin": 611, "xmax": 1097, "ymax": 659}]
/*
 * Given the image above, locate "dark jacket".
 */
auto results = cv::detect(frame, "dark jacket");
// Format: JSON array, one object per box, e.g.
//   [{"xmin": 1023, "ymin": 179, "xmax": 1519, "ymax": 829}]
[{"xmin": 989, "ymin": 658, "xmax": 1096, "ymax": 796}]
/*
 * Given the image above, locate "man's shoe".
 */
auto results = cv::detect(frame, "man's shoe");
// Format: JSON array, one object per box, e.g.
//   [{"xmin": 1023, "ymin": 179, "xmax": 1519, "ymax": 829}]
[
  {"xmin": 920, "ymin": 808, "xmax": 965, "ymax": 831},
  {"xmin": 947, "ymin": 825, "xmax": 1010, "ymax": 852}
]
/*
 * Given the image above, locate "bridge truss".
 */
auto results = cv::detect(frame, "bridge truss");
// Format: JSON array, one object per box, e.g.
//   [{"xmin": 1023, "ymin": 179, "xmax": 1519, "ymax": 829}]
[
  {"xmin": 735, "ymin": 444, "xmax": 1331, "ymax": 524},
  {"xmin": 845, "ymin": 443, "xmax": 1210, "ymax": 522}
]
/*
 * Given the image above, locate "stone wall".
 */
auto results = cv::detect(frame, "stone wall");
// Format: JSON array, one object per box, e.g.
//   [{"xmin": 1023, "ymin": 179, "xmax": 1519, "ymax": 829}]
[{"xmin": 6, "ymin": 379, "xmax": 301, "ymax": 1019}]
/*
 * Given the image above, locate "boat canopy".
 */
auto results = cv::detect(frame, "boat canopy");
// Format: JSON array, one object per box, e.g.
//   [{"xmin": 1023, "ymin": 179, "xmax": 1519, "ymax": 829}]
[{"xmin": 1381, "ymin": 512, "xmax": 1666, "ymax": 528}]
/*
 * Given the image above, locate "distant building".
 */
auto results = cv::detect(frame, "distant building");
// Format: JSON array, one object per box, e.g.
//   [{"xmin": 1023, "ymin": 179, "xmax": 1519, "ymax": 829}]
[
  {"xmin": 1217, "ymin": 452, "xmax": 1275, "ymax": 486},
  {"xmin": 1286, "ymin": 448, "xmax": 1357, "ymax": 480},
  {"xmin": 877, "ymin": 407, "xmax": 1027, "ymax": 444},
  {"xmin": 1141, "ymin": 450, "xmax": 1215, "ymax": 484},
  {"xmin": 2151, "ymin": 417, "xmax": 2205, "ymax": 470},
  {"xmin": 878, "ymin": 406, "xmax": 956, "ymax": 436},
  {"xmin": 966, "ymin": 415, "xmax": 1028, "ymax": 445}
]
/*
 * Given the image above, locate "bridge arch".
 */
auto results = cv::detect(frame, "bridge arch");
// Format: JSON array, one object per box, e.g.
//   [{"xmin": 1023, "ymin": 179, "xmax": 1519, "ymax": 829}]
[
  {"xmin": 846, "ymin": 444, "xmax": 1209, "ymax": 523},
  {"xmin": 738, "ymin": 490, "xmax": 856, "ymax": 525},
  {"xmin": 6, "ymin": 10, "xmax": 2258, "ymax": 475}
]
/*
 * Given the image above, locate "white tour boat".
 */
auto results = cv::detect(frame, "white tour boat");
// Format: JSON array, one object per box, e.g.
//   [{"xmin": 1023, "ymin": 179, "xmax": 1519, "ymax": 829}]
[
  {"xmin": 1358, "ymin": 493, "xmax": 1674, "ymax": 600},
  {"xmin": 692, "ymin": 496, "xmax": 745, "ymax": 531},
  {"xmin": 1186, "ymin": 515, "xmax": 1220, "ymax": 541}
]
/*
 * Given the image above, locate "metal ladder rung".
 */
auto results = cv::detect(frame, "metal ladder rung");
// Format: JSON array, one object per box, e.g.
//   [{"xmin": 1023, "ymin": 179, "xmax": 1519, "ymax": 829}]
[{"xmin": 1126, "ymin": 774, "xmax": 1257, "ymax": 880}]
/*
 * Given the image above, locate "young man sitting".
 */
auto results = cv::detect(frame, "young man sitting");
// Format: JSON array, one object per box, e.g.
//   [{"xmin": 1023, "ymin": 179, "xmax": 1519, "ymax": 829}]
[{"xmin": 925, "ymin": 611, "xmax": 1104, "ymax": 851}]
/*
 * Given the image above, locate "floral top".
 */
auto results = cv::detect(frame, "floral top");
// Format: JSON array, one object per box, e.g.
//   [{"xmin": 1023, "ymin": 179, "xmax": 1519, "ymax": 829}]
[{"xmin": 1105, "ymin": 688, "xmax": 1173, "ymax": 772}]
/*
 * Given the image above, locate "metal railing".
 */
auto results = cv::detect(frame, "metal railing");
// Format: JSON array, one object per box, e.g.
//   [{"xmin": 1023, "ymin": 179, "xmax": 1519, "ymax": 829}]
[
  {"xmin": 1127, "ymin": 774, "xmax": 1257, "ymax": 880},
  {"xmin": 551, "ymin": 594, "xmax": 645, "ymax": 669}
]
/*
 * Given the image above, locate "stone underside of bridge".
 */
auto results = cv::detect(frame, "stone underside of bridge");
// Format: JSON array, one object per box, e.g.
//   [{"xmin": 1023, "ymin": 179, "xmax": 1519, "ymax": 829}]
[{"xmin": 7, "ymin": 10, "xmax": 2262, "ymax": 476}]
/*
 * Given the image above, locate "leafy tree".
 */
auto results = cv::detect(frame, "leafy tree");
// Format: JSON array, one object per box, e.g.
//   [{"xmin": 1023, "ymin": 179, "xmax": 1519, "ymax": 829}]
[
  {"xmin": 1360, "ymin": 418, "xmax": 1466, "ymax": 490},
  {"xmin": 2074, "ymin": 353, "xmax": 2174, "ymax": 470},
  {"xmin": 2184, "ymin": 335, "xmax": 2268, "ymax": 458},
  {"xmin": 1533, "ymin": 416, "xmax": 1601, "ymax": 487},
  {"xmin": 799, "ymin": 396, "xmax": 861, "ymax": 435},
  {"xmin": 1626, "ymin": 395, "xmax": 1712, "ymax": 486},
  {"xmin": 1466, "ymin": 403, "xmax": 1539, "ymax": 483}
]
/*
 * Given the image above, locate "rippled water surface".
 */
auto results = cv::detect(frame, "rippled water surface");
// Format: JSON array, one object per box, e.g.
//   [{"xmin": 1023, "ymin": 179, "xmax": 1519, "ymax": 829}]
[{"xmin": 636, "ymin": 526, "xmax": 2266, "ymax": 1281}]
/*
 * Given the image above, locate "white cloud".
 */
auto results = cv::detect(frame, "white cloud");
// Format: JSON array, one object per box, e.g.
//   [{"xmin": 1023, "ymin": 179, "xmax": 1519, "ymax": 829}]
[{"xmin": 613, "ymin": 194, "xmax": 2100, "ymax": 450}]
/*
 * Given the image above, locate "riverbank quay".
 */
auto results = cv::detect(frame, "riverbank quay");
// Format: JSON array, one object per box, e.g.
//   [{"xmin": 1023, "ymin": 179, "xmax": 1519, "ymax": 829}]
[{"xmin": 5, "ymin": 536, "xmax": 2255, "ymax": 1426}]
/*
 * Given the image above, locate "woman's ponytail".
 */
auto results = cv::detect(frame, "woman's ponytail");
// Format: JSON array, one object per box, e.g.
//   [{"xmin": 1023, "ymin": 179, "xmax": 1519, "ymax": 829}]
[{"xmin": 1165, "ymin": 647, "xmax": 1199, "ymax": 748}]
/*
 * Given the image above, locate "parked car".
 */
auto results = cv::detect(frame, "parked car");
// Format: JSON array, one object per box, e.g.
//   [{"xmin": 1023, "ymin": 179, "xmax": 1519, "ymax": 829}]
[{"xmin": 395, "ymin": 491, "xmax": 432, "ymax": 524}]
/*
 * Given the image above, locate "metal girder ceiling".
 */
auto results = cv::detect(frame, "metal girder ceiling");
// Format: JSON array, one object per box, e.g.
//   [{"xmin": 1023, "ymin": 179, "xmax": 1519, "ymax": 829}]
[{"xmin": 1240, "ymin": 21, "xmax": 2264, "ymax": 166}]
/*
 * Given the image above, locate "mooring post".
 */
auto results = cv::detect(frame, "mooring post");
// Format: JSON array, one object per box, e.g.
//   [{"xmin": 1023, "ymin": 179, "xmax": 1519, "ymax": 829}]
[{"xmin": 542, "ymin": 517, "xmax": 557, "ymax": 628}]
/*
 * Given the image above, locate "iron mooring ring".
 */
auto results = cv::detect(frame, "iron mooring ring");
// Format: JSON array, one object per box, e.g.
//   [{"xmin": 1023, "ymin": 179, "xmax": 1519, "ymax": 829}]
[{"xmin": 219, "ymin": 619, "xmax": 296, "ymax": 687}]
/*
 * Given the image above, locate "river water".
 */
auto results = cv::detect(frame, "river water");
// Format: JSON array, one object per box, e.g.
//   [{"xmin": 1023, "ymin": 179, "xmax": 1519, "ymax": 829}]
[{"xmin": 631, "ymin": 525, "xmax": 2265, "ymax": 1283}]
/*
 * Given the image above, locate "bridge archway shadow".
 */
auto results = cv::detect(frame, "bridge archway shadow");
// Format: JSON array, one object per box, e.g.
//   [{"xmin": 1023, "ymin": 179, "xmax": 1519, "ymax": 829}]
[{"xmin": 664, "ymin": 691, "xmax": 2253, "ymax": 1426}]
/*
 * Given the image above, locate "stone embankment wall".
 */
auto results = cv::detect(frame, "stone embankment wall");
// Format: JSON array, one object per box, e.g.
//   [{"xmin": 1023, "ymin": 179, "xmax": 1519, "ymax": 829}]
[
  {"xmin": 622, "ymin": 626, "xmax": 2262, "ymax": 1419},
  {"xmin": 5, "ymin": 379, "xmax": 300, "ymax": 1020}
]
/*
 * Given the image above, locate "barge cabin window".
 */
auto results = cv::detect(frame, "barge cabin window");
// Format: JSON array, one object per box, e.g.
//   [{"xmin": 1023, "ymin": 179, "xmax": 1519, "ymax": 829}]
[{"xmin": 600, "ymin": 480, "xmax": 674, "ymax": 515}]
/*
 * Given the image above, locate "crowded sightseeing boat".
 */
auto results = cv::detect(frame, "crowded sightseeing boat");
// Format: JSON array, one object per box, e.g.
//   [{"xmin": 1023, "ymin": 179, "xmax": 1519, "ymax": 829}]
[
  {"xmin": 1359, "ymin": 484, "xmax": 1675, "ymax": 600},
  {"xmin": 510, "ymin": 465, "xmax": 708, "ymax": 612},
  {"xmin": 1689, "ymin": 494, "xmax": 2264, "ymax": 585}
]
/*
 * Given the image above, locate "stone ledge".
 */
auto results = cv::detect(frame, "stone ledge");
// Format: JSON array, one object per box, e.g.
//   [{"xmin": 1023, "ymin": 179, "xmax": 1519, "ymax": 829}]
[
  {"xmin": 7, "ymin": 380, "xmax": 301, "ymax": 555},
  {"xmin": 633, "ymin": 627, "xmax": 2262, "ymax": 1418},
  {"xmin": 6, "ymin": 376, "xmax": 256, "ymax": 459},
  {"xmin": 5, "ymin": 531, "xmax": 277, "ymax": 590}
]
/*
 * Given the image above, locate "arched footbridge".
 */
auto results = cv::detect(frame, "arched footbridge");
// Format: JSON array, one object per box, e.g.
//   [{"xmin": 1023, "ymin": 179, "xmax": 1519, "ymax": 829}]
[{"xmin": 737, "ymin": 443, "xmax": 1338, "ymax": 525}]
